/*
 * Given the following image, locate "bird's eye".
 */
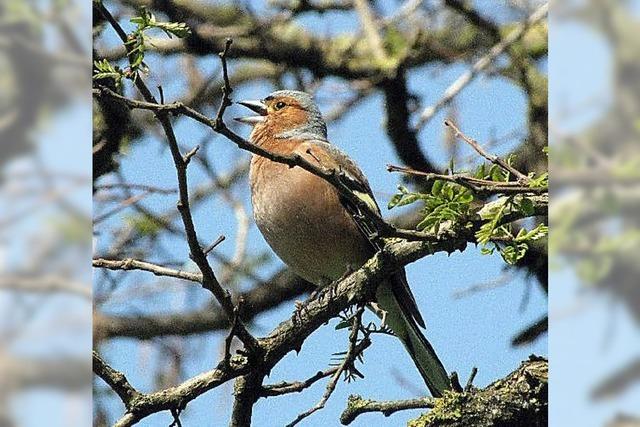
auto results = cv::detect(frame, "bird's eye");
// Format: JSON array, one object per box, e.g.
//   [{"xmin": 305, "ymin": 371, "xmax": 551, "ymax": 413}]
[{"xmin": 274, "ymin": 101, "xmax": 286, "ymax": 110}]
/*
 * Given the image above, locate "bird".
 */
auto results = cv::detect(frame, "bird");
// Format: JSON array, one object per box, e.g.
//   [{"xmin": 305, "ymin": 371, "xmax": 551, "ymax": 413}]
[{"xmin": 235, "ymin": 90, "xmax": 450, "ymax": 397}]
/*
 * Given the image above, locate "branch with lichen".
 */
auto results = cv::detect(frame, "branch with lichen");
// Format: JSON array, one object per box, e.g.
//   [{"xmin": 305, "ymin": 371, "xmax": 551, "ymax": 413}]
[{"xmin": 341, "ymin": 356, "xmax": 547, "ymax": 426}]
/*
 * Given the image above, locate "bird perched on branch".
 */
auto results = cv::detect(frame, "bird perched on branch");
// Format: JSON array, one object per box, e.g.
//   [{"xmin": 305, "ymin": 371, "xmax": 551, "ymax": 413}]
[{"xmin": 236, "ymin": 90, "xmax": 450, "ymax": 397}]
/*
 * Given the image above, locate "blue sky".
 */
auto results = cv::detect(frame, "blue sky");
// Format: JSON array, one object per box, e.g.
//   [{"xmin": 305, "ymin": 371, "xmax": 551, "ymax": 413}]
[{"xmin": 92, "ymin": 2, "xmax": 549, "ymax": 426}]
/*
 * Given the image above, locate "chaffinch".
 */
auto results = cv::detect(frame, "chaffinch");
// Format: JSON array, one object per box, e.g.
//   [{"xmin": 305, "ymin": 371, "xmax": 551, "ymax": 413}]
[{"xmin": 236, "ymin": 90, "xmax": 450, "ymax": 397}]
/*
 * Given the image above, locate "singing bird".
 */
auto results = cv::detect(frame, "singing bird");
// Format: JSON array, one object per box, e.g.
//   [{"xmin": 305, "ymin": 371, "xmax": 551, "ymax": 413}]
[{"xmin": 235, "ymin": 90, "xmax": 450, "ymax": 397}]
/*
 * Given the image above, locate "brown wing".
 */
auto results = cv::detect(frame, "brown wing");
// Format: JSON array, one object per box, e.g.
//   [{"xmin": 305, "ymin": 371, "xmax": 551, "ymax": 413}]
[{"xmin": 296, "ymin": 139, "xmax": 426, "ymax": 329}]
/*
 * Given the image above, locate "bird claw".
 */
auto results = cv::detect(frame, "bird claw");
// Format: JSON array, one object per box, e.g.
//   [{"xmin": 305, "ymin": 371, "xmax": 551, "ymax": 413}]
[{"xmin": 368, "ymin": 302, "xmax": 388, "ymax": 328}]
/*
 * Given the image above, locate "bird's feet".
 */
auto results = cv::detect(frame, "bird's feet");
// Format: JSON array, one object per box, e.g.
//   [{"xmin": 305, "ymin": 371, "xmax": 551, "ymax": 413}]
[{"xmin": 368, "ymin": 302, "xmax": 389, "ymax": 329}]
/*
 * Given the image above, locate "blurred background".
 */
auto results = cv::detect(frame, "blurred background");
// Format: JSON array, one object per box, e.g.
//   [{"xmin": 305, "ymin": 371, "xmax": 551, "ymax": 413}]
[
  {"xmin": 0, "ymin": 0, "xmax": 92, "ymax": 426},
  {"xmin": 550, "ymin": 1, "xmax": 640, "ymax": 426},
  {"xmin": 0, "ymin": 0, "xmax": 637, "ymax": 426},
  {"xmin": 92, "ymin": 0, "xmax": 547, "ymax": 425}
]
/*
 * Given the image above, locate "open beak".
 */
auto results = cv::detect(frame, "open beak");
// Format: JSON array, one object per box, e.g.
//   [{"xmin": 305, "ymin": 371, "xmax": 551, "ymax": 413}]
[{"xmin": 234, "ymin": 100, "xmax": 267, "ymax": 125}]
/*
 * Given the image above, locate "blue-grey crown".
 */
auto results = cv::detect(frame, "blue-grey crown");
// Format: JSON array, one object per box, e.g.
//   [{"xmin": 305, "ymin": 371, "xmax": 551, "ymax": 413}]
[{"xmin": 267, "ymin": 90, "xmax": 328, "ymax": 140}]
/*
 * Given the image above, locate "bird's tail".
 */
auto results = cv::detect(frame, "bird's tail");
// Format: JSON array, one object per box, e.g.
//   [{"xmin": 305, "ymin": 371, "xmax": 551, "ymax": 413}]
[{"xmin": 375, "ymin": 275, "xmax": 451, "ymax": 397}]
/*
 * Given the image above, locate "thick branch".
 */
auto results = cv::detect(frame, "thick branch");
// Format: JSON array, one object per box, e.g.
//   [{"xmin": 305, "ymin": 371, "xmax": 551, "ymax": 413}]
[
  {"xmin": 93, "ymin": 352, "xmax": 139, "ymax": 408},
  {"xmin": 341, "ymin": 356, "xmax": 547, "ymax": 426},
  {"xmin": 380, "ymin": 71, "xmax": 438, "ymax": 174},
  {"xmin": 94, "ymin": 268, "xmax": 313, "ymax": 341}
]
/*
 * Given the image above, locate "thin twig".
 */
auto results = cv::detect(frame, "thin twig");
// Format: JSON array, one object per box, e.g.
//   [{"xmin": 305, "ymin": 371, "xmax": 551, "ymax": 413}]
[
  {"xmin": 387, "ymin": 164, "xmax": 545, "ymax": 194},
  {"xmin": 465, "ymin": 367, "xmax": 478, "ymax": 392},
  {"xmin": 260, "ymin": 368, "xmax": 339, "ymax": 397},
  {"xmin": 94, "ymin": 183, "xmax": 177, "ymax": 194},
  {"xmin": 93, "ymin": 191, "xmax": 150, "ymax": 224},
  {"xmin": 444, "ymin": 120, "xmax": 531, "ymax": 183},
  {"xmin": 214, "ymin": 38, "xmax": 233, "ymax": 130},
  {"xmin": 93, "ymin": 258, "xmax": 203, "ymax": 283},
  {"xmin": 453, "ymin": 273, "xmax": 513, "ymax": 299},
  {"xmin": 286, "ymin": 306, "xmax": 366, "ymax": 427},
  {"xmin": 204, "ymin": 235, "xmax": 226, "ymax": 255}
]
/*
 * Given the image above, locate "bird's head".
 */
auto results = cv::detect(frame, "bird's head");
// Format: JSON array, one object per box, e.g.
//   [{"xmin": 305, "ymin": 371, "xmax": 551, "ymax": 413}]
[{"xmin": 235, "ymin": 90, "xmax": 327, "ymax": 142}]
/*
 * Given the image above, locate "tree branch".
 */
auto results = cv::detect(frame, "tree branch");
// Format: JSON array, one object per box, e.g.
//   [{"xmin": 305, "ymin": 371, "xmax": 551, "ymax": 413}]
[
  {"xmin": 94, "ymin": 1, "xmax": 258, "ymax": 354},
  {"xmin": 340, "ymin": 395, "xmax": 435, "ymax": 424},
  {"xmin": 94, "ymin": 268, "xmax": 314, "ymax": 341},
  {"xmin": 0, "ymin": 275, "xmax": 91, "ymax": 298},
  {"xmin": 341, "ymin": 356, "xmax": 547, "ymax": 425},
  {"xmin": 444, "ymin": 120, "xmax": 532, "ymax": 183},
  {"xmin": 92, "ymin": 258, "xmax": 202, "ymax": 283},
  {"xmin": 93, "ymin": 351, "xmax": 139, "ymax": 409},
  {"xmin": 286, "ymin": 306, "xmax": 368, "ymax": 426},
  {"xmin": 387, "ymin": 164, "xmax": 546, "ymax": 195}
]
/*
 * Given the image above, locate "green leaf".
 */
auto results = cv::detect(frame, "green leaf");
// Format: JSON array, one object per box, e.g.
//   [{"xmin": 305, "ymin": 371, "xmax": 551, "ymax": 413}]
[
  {"xmin": 444, "ymin": 185, "xmax": 454, "ymax": 201},
  {"xmin": 396, "ymin": 194, "xmax": 419, "ymax": 207},
  {"xmin": 528, "ymin": 172, "xmax": 548, "ymax": 188},
  {"xmin": 458, "ymin": 192, "xmax": 474, "ymax": 204},
  {"xmin": 387, "ymin": 193, "xmax": 403, "ymax": 210},
  {"xmin": 520, "ymin": 198, "xmax": 534, "ymax": 216},
  {"xmin": 431, "ymin": 180, "xmax": 444, "ymax": 196},
  {"xmin": 499, "ymin": 243, "xmax": 528, "ymax": 265},
  {"xmin": 335, "ymin": 320, "xmax": 351, "ymax": 330},
  {"xmin": 153, "ymin": 21, "xmax": 191, "ymax": 38},
  {"xmin": 416, "ymin": 215, "xmax": 435, "ymax": 231},
  {"xmin": 480, "ymin": 246, "xmax": 495, "ymax": 255},
  {"xmin": 490, "ymin": 165, "xmax": 506, "ymax": 182}
]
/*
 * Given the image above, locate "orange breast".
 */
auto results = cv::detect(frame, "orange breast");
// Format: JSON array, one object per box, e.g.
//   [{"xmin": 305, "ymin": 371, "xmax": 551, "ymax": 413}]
[{"xmin": 249, "ymin": 148, "xmax": 372, "ymax": 286}]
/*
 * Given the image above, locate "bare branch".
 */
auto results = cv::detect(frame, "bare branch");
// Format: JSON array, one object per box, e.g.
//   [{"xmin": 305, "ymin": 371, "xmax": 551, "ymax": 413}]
[
  {"xmin": 93, "ymin": 352, "xmax": 139, "ymax": 408},
  {"xmin": 92, "ymin": 258, "xmax": 202, "ymax": 283},
  {"xmin": 260, "ymin": 368, "xmax": 338, "ymax": 397},
  {"xmin": 94, "ymin": 183, "xmax": 177, "ymax": 194},
  {"xmin": 387, "ymin": 164, "xmax": 545, "ymax": 194},
  {"xmin": 340, "ymin": 395, "xmax": 435, "ymax": 424},
  {"xmin": 286, "ymin": 306, "xmax": 367, "ymax": 427},
  {"xmin": 444, "ymin": 120, "xmax": 532, "ymax": 183}
]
